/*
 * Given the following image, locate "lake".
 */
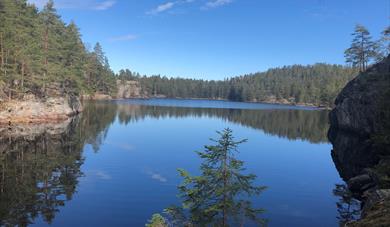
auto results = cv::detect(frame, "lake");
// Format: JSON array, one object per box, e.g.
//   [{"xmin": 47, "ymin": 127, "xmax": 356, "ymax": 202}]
[{"xmin": 0, "ymin": 99, "xmax": 356, "ymax": 226}]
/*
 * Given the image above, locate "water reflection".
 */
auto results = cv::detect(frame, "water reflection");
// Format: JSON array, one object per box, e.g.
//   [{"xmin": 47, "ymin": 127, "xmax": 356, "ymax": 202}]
[
  {"xmin": 333, "ymin": 184, "xmax": 361, "ymax": 226},
  {"xmin": 0, "ymin": 101, "xmax": 332, "ymax": 226},
  {"xmin": 0, "ymin": 118, "xmax": 83, "ymax": 226},
  {"xmin": 0, "ymin": 103, "xmax": 117, "ymax": 226},
  {"xmin": 112, "ymin": 101, "xmax": 329, "ymax": 144},
  {"xmin": 80, "ymin": 101, "xmax": 329, "ymax": 144}
]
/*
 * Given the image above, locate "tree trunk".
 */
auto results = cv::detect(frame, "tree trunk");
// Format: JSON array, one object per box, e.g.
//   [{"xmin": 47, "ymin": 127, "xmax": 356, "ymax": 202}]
[
  {"xmin": 44, "ymin": 27, "xmax": 48, "ymax": 91},
  {"xmin": 222, "ymin": 142, "xmax": 228, "ymax": 227},
  {"xmin": 0, "ymin": 32, "xmax": 4, "ymax": 70},
  {"xmin": 6, "ymin": 50, "xmax": 10, "ymax": 100},
  {"xmin": 21, "ymin": 61, "xmax": 24, "ymax": 91},
  {"xmin": 1, "ymin": 164, "xmax": 4, "ymax": 193}
]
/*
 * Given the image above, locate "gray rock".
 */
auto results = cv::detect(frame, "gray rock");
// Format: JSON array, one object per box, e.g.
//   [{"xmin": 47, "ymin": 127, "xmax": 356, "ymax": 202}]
[
  {"xmin": 0, "ymin": 95, "xmax": 82, "ymax": 124},
  {"xmin": 348, "ymin": 174, "xmax": 376, "ymax": 194},
  {"xmin": 116, "ymin": 80, "xmax": 146, "ymax": 98},
  {"xmin": 361, "ymin": 189, "xmax": 390, "ymax": 218},
  {"xmin": 329, "ymin": 56, "xmax": 390, "ymax": 136},
  {"xmin": 328, "ymin": 57, "xmax": 390, "ymax": 225},
  {"xmin": 328, "ymin": 56, "xmax": 390, "ymax": 181}
]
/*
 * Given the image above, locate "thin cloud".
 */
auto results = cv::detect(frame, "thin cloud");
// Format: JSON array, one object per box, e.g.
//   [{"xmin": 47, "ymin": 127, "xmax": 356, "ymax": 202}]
[
  {"xmin": 27, "ymin": 0, "xmax": 116, "ymax": 10},
  {"xmin": 202, "ymin": 0, "xmax": 233, "ymax": 10},
  {"xmin": 145, "ymin": 169, "xmax": 168, "ymax": 183},
  {"xmin": 151, "ymin": 173, "xmax": 168, "ymax": 182},
  {"xmin": 95, "ymin": 170, "xmax": 112, "ymax": 180},
  {"xmin": 147, "ymin": 2, "xmax": 176, "ymax": 15},
  {"xmin": 146, "ymin": 0, "xmax": 196, "ymax": 15},
  {"xmin": 87, "ymin": 170, "xmax": 112, "ymax": 180},
  {"xmin": 94, "ymin": 0, "xmax": 116, "ymax": 10}
]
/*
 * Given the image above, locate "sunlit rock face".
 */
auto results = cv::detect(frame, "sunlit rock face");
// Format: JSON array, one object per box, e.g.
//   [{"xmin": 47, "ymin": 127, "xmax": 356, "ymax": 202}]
[
  {"xmin": 0, "ymin": 95, "xmax": 82, "ymax": 124},
  {"xmin": 116, "ymin": 80, "xmax": 145, "ymax": 98}
]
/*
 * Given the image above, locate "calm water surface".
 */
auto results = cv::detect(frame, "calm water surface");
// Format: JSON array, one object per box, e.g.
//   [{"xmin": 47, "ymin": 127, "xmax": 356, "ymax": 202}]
[{"xmin": 0, "ymin": 99, "xmax": 347, "ymax": 226}]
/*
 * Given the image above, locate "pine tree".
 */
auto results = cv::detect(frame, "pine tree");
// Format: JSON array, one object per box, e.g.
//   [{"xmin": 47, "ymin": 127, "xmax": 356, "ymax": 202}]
[
  {"xmin": 0, "ymin": 0, "xmax": 117, "ymax": 99},
  {"xmin": 344, "ymin": 24, "xmax": 376, "ymax": 72},
  {"xmin": 166, "ymin": 128, "xmax": 267, "ymax": 227},
  {"xmin": 39, "ymin": 0, "xmax": 71, "ymax": 89},
  {"xmin": 376, "ymin": 26, "xmax": 390, "ymax": 61}
]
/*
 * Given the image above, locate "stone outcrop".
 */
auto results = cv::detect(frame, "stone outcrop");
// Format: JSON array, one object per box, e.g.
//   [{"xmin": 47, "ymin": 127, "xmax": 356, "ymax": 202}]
[
  {"xmin": 116, "ymin": 80, "xmax": 146, "ymax": 98},
  {"xmin": 82, "ymin": 93, "xmax": 113, "ymax": 100},
  {"xmin": 329, "ymin": 56, "xmax": 390, "ymax": 184},
  {"xmin": 329, "ymin": 58, "xmax": 390, "ymax": 137},
  {"xmin": 80, "ymin": 80, "xmax": 144, "ymax": 100},
  {"xmin": 0, "ymin": 95, "xmax": 82, "ymax": 124},
  {"xmin": 348, "ymin": 189, "xmax": 390, "ymax": 227},
  {"xmin": 328, "ymin": 57, "xmax": 390, "ymax": 226}
]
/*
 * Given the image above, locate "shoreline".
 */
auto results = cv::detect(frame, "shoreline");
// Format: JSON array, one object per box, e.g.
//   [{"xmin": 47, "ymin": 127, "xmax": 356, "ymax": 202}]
[
  {"xmin": 0, "ymin": 96, "xmax": 82, "ymax": 125},
  {"xmin": 0, "ymin": 95, "xmax": 329, "ymax": 125},
  {"xmin": 110, "ymin": 97, "xmax": 331, "ymax": 110}
]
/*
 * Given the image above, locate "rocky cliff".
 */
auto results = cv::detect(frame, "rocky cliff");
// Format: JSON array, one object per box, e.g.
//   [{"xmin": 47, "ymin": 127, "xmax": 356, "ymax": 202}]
[
  {"xmin": 0, "ymin": 94, "xmax": 82, "ymax": 124},
  {"xmin": 328, "ymin": 56, "xmax": 390, "ymax": 226},
  {"xmin": 116, "ymin": 80, "xmax": 146, "ymax": 99}
]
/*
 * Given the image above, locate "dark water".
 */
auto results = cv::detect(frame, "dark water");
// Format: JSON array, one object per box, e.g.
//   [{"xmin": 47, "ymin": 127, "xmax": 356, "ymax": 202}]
[{"xmin": 0, "ymin": 99, "xmax": 355, "ymax": 226}]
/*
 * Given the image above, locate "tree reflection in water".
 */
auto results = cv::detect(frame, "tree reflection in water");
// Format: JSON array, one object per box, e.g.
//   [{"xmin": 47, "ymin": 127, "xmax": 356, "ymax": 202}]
[
  {"xmin": 114, "ymin": 102, "xmax": 330, "ymax": 144},
  {"xmin": 0, "ymin": 118, "xmax": 84, "ymax": 226},
  {"xmin": 0, "ymin": 101, "xmax": 334, "ymax": 226},
  {"xmin": 0, "ymin": 102, "xmax": 116, "ymax": 226}
]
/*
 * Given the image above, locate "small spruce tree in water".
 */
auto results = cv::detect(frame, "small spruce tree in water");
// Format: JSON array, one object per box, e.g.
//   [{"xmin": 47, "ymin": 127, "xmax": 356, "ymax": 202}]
[{"xmin": 166, "ymin": 128, "xmax": 267, "ymax": 227}]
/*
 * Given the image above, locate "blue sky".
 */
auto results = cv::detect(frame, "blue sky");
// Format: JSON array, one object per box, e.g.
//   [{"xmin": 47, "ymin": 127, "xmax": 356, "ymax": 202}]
[{"xmin": 28, "ymin": 0, "xmax": 389, "ymax": 79}]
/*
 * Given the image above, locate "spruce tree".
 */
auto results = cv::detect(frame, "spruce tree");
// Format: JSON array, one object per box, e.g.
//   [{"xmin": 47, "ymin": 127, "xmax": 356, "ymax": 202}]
[
  {"xmin": 166, "ymin": 128, "xmax": 267, "ymax": 227},
  {"xmin": 145, "ymin": 214, "xmax": 168, "ymax": 227}
]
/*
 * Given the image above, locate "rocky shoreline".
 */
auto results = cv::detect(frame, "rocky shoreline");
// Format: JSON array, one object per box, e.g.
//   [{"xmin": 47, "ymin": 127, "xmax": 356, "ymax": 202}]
[
  {"xmin": 0, "ymin": 95, "xmax": 82, "ymax": 125},
  {"xmin": 329, "ymin": 57, "xmax": 390, "ymax": 226},
  {"xmin": 0, "ymin": 93, "xmax": 325, "ymax": 125}
]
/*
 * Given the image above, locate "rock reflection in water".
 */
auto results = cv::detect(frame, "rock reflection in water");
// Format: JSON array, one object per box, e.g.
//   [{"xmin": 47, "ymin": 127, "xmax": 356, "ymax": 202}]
[
  {"xmin": 0, "ymin": 101, "xmax": 332, "ymax": 226},
  {"xmin": 0, "ymin": 103, "xmax": 117, "ymax": 226},
  {"xmin": 0, "ymin": 118, "xmax": 83, "ymax": 226}
]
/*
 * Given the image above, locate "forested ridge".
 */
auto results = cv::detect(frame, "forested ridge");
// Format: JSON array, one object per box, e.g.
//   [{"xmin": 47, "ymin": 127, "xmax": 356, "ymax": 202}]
[
  {"xmin": 1, "ymin": 0, "xmax": 388, "ymax": 108},
  {"xmin": 118, "ymin": 23, "xmax": 389, "ymax": 107},
  {"xmin": 0, "ymin": 0, "xmax": 116, "ymax": 100},
  {"xmin": 118, "ymin": 64, "xmax": 358, "ymax": 107}
]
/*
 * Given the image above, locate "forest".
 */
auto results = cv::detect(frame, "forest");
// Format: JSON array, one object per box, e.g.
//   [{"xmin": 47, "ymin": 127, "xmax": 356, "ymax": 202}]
[
  {"xmin": 118, "ymin": 65, "xmax": 358, "ymax": 107},
  {"xmin": 1, "ymin": 0, "xmax": 389, "ymax": 107},
  {"xmin": 0, "ymin": 0, "xmax": 117, "ymax": 99},
  {"xmin": 118, "ymin": 23, "xmax": 389, "ymax": 107}
]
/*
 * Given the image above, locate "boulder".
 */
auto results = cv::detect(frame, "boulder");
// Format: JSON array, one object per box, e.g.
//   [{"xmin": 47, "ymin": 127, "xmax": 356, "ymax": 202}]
[{"xmin": 348, "ymin": 174, "xmax": 376, "ymax": 194}]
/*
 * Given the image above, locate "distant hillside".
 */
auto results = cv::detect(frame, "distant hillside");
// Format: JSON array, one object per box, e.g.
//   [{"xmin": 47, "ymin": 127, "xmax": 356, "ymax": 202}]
[
  {"xmin": 118, "ymin": 64, "xmax": 358, "ymax": 107},
  {"xmin": 0, "ymin": 0, "xmax": 358, "ymax": 108}
]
